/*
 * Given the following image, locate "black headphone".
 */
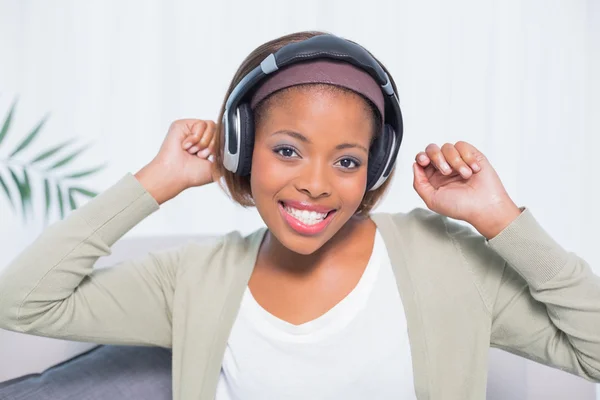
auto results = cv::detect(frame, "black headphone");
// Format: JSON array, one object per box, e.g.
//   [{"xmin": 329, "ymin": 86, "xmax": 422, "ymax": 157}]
[{"xmin": 222, "ymin": 34, "xmax": 403, "ymax": 191}]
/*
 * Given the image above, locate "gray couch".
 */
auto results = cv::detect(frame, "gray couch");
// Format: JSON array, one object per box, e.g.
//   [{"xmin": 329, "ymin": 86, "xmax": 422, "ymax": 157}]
[{"xmin": 0, "ymin": 345, "xmax": 172, "ymax": 399}]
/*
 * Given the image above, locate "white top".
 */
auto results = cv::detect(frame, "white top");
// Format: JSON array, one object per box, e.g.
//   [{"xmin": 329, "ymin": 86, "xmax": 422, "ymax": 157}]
[{"xmin": 215, "ymin": 229, "xmax": 416, "ymax": 399}]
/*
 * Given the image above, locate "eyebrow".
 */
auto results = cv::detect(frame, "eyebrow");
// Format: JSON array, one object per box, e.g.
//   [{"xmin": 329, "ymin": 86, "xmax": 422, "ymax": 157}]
[{"xmin": 271, "ymin": 130, "xmax": 369, "ymax": 154}]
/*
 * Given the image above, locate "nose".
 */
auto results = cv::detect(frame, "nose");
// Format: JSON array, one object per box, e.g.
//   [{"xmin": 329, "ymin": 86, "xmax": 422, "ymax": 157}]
[{"xmin": 294, "ymin": 159, "xmax": 332, "ymax": 199}]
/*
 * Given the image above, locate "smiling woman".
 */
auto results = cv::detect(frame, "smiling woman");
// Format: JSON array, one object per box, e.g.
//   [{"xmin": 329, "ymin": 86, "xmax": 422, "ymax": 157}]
[{"xmin": 1, "ymin": 29, "xmax": 600, "ymax": 400}]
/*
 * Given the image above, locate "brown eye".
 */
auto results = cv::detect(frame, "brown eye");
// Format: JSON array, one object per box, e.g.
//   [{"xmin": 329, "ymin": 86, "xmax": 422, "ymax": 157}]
[
  {"xmin": 273, "ymin": 146, "xmax": 299, "ymax": 158},
  {"xmin": 336, "ymin": 158, "xmax": 360, "ymax": 170},
  {"xmin": 280, "ymin": 148, "xmax": 294, "ymax": 157}
]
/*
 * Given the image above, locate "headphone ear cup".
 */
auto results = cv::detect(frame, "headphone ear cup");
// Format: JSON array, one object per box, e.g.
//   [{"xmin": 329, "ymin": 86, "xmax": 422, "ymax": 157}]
[
  {"xmin": 236, "ymin": 103, "xmax": 255, "ymax": 176},
  {"xmin": 366, "ymin": 124, "xmax": 394, "ymax": 191}
]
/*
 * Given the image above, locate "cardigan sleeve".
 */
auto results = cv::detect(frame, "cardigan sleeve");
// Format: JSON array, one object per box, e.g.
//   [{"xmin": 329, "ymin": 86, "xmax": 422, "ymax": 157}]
[
  {"xmin": 0, "ymin": 172, "xmax": 180, "ymax": 348},
  {"xmin": 454, "ymin": 208, "xmax": 600, "ymax": 382}
]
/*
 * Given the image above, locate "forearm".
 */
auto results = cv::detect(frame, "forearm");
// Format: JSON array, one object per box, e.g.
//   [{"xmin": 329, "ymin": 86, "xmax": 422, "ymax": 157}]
[
  {"xmin": 134, "ymin": 162, "xmax": 184, "ymax": 205},
  {"xmin": 487, "ymin": 209, "xmax": 600, "ymax": 381}
]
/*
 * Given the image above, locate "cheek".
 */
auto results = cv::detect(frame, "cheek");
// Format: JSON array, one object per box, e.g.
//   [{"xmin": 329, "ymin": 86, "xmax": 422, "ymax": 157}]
[
  {"xmin": 249, "ymin": 148, "xmax": 283, "ymax": 200},
  {"xmin": 336, "ymin": 172, "xmax": 368, "ymax": 210}
]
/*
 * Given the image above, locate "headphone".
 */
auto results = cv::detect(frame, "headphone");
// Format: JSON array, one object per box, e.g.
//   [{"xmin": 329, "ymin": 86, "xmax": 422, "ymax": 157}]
[{"xmin": 222, "ymin": 34, "xmax": 403, "ymax": 192}]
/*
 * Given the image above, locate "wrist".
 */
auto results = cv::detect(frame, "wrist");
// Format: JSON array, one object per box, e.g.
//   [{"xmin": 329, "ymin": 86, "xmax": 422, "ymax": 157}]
[
  {"xmin": 134, "ymin": 163, "xmax": 184, "ymax": 205},
  {"xmin": 470, "ymin": 202, "xmax": 523, "ymax": 240}
]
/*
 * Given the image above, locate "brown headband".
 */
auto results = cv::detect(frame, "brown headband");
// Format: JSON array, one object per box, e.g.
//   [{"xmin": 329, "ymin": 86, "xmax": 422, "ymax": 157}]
[{"xmin": 249, "ymin": 59, "xmax": 385, "ymax": 122}]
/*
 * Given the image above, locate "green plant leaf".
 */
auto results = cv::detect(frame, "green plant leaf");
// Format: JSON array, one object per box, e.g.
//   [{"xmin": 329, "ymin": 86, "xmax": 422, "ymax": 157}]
[
  {"xmin": 69, "ymin": 187, "xmax": 97, "ymax": 198},
  {"xmin": 30, "ymin": 138, "xmax": 76, "ymax": 164},
  {"xmin": 0, "ymin": 172, "xmax": 15, "ymax": 211},
  {"xmin": 64, "ymin": 164, "xmax": 106, "ymax": 179},
  {"xmin": 8, "ymin": 167, "xmax": 27, "ymax": 221},
  {"xmin": 9, "ymin": 114, "xmax": 48, "ymax": 157},
  {"xmin": 0, "ymin": 100, "xmax": 17, "ymax": 147},
  {"xmin": 67, "ymin": 188, "xmax": 77, "ymax": 210},
  {"xmin": 22, "ymin": 168, "xmax": 32, "ymax": 215},
  {"xmin": 56, "ymin": 184, "xmax": 64, "ymax": 219},
  {"xmin": 47, "ymin": 144, "xmax": 89, "ymax": 170},
  {"xmin": 44, "ymin": 178, "xmax": 51, "ymax": 221}
]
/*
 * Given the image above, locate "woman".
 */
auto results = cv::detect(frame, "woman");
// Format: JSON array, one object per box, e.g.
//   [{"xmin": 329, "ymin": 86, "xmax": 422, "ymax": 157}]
[{"xmin": 1, "ymin": 31, "xmax": 599, "ymax": 400}]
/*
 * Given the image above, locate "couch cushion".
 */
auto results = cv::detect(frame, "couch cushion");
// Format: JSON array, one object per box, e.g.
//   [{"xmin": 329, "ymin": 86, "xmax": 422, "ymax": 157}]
[{"xmin": 0, "ymin": 345, "xmax": 172, "ymax": 399}]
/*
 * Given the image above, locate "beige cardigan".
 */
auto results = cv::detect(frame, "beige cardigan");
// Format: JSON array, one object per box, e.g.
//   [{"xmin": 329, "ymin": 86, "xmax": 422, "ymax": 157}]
[{"xmin": 1, "ymin": 172, "xmax": 599, "ymax": 399}]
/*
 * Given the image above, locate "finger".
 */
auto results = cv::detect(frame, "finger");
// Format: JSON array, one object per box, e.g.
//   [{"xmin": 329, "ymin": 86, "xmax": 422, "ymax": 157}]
[
  {"xmin": 198, "ymin": 121, "xmax": 216, "ymax": 149},
  {"xmin": 190, "ymin": 120, "xmax": 208, "ymax": 140},
  {"xmin": 183, "ymin": 120, "xmax": 208, "ymax": 151},
  {"xmin": 192, "ymin": 121, "xmax": 216, "ymax": 153},
  {"xmin": 415, "ymin": 152, "xmax": 430, "ymax": 167},
  {"xmin": 425, "ymin": 143, "xmax": 452, "ymax": 175},
  {"xmin": 196, "ymin": 135, "xmax": 216, "ymax": 158},
  {"xmin": 196, "ymin": 147, "xmax": 211, "ymax": 159},
  {"xmin": 183, "ymin": 134, "xmax": 201, "ymax": 151},
  {"xmin": 454, "ymin": 141, "xmax": 482, "ymax": 172},
  {"xmin": 441, "ymin": 143, "xmax": 472, "ymax": 179},
  {"xmin": 412, "ymin": 162, "xmax": 435, "ymax": 206},
  {"xmin": 187, "ymin": 139, "xmax": 202, "ymax": 154},
  {"xmin": 186, "ymin": 119, "xmax": 207, "ymax": 136}
]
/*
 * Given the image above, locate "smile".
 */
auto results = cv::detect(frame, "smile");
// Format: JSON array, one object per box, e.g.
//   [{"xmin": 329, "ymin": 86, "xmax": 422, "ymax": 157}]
[{"xmin": 278, "ymin": 201, "xmax": 337, "ymax": 236}]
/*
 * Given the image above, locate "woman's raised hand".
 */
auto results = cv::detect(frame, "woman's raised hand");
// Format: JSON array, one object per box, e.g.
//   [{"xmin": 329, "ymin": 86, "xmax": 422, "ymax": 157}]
[
  {"xmin": 135, "ymin": 119, "xmax": 218, "ymax": 205},
  {"xmin": 412, "ymin": 141, "xmax": 521, "ymax": 239}
]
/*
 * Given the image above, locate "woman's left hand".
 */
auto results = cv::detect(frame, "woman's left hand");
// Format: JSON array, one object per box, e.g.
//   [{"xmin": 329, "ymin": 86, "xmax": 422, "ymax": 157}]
[{"xmin": 412, "ymin": 141, "xmax": 522, "ymax": 239}]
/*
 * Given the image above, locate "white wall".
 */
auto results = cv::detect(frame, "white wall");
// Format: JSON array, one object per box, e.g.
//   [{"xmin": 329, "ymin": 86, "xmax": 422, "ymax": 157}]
[
  {"xmin": 586, "ymin": 2, "xmax": 599, "ymax": 397},
  {"xmin": 0, "ymin": 0, "xmax": 598, "ymax": 396}
]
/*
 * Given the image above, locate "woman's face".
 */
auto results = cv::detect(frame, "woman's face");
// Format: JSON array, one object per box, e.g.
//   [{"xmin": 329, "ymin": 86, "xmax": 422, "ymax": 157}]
[{"xmin": 250, "ymin": 86, "xmax": 375, "ymax": 255}]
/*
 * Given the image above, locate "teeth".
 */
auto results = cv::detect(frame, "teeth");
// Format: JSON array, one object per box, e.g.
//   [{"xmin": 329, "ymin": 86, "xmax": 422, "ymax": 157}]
[{"xmin": 283, "ymin": 204, "xmax": 329, "ymax": 225}]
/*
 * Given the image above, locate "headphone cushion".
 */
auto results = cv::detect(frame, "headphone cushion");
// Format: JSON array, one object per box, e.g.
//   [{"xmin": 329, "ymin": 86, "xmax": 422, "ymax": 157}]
[
  {"xmin": 237, "ymin": 103, "xmax": 255, "ymax": 176},
  {"xmin": 367, "ymin": 124, "xmax": 394, "ymax": 190}
]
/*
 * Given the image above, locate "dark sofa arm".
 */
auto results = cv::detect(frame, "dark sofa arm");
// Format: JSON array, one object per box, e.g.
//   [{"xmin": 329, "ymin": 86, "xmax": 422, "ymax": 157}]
[{"xmin": 0, "ymin": 345, "xmax": 172, "ymax": 399}]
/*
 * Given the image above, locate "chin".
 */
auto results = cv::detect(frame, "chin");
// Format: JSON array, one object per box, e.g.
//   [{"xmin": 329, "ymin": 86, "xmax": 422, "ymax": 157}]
[{"xmin": 279, "ymin": 233, "xmax": 331, "ymax": 255}]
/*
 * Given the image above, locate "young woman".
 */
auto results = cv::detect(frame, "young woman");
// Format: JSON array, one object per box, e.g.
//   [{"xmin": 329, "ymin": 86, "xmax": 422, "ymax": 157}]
[{"xmin": 1, "ymin": 31, "xmax": 599, "ymax": 400}]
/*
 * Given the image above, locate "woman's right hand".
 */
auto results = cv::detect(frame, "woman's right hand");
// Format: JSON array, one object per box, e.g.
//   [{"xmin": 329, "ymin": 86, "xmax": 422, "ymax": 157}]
[{"xmin": 135, "ymin": 119, "xmax": 218, "ymax": 205}]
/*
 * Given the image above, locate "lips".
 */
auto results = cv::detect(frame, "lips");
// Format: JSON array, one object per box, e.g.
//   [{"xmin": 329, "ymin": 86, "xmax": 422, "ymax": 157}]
[
  {"xmin": 278, "ymin": 201, "xmax": 337, "ymax": 236},
  {"xmin": 279, "ymin": 199, "xmax": 336, "ymax": 214}
]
